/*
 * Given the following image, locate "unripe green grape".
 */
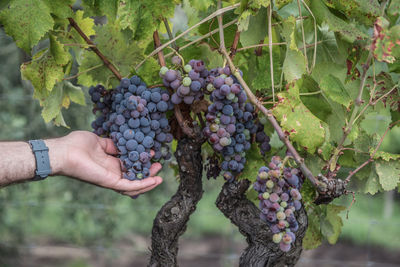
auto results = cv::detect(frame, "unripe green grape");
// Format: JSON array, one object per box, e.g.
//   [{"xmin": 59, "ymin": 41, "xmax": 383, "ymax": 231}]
[
  {"xmin": 279, "ymin": 206, "xmax": 284, "ymax": 212},
  {"xmin": 225, "ymin": 77, "xmax": 233, "ymax": 85},
  {"xmin": 214, "ymin": 118, "xmax": 220, "ymax": 124},
  {"xmin": 273, "ymin": 233, "xmax": 282, "ymax": 244},
  {"xmin": 220, "ymin": 74, "xmax": 227, "ymax": 79},
  {"xmin": 184, "ymin": 64, "xmax": 192, "ymax": 73},
  {"xmin": 183, "ymin": 77, "xmax": 192, "ymax": 86},
  {"xmin": 220, "ymin": 137, "xmax": 231, "ymax": 146},
  {"xmin": 227, "ymin": 93, "xmax": 235, "ymax": 100},
  {"xmin": 262, "ymin": 192, "xmax": 270, "ymax": 199},
  {"xmin": 280, "ymin": 201, "xmax": 288, "ymax": 208},
  {"xmin": 266, "ymin": 180, "xmax": 274, "ymax": 189},
  {"xmin": 259, "ymin": 171, "xmax": 268, "ymax": 179},
  {"xmin": 277, "ymin": 211, "xmax": 286, "ymax": 220},
  {"xmin": 137, "ymin": 173, "xmax": 143, "ymax": 179},
  {"xmin": 243, "ymin": 129, "xmax": 250, "ymax": 139},
  {"xmin": 232, "ymin": 97, "xmax": 238, "ymax": 103},
  {"xmin": 259, "ymin": 115, "xmax": 268, "ymax": 125},
  {"xmin": 210, "ymin": 123, "xmax": 219, "ymax": 132},
  {"xmin": 207, "ymin": 83, "xmax": 215, "ymax": 92},
  {"xmin": 160, "ymin": 66, "xmax": 168, "ymax": 75}
]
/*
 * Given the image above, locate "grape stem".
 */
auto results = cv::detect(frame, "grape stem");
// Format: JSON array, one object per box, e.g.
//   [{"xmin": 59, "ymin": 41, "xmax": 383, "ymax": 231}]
[
  {"xmin": 216, "ymin": 2, "xmax": 319, "ymax": 188},
  {"xmin": 67, "ymin": 18, "xmax": 122, "ymax": 81},
  {"xmin": 153, "ymin": 30, "xmax": 195, "ymax": 138}
]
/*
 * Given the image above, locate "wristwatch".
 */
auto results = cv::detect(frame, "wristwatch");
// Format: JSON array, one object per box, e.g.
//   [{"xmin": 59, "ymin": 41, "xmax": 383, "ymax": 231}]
[{"xmin": 28, "ymin": 140, "xmax": 52, "ymax": 181}]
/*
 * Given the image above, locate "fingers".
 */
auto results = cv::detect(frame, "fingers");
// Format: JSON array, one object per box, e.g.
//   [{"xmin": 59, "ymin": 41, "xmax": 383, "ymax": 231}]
[
  {"xmin": 149, "ymin": 162, "xmax": 162, "ymax": 177},
  {"xmin": 121, "ymin": 176, "xmax": 163, "ymax": 197},
  {"xmin": 99, "ymin": 137, "xmax": 118, "ymax": 155},
  {"xmin": 110, "ymin": 175, "xmax": 160, "ymax": 192}
]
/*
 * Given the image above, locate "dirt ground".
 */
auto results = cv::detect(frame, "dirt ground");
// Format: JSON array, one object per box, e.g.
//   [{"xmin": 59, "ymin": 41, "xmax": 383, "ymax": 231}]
[{"xmin": 1, "ymin": 235, "xmax": 399, "ymax": 267}]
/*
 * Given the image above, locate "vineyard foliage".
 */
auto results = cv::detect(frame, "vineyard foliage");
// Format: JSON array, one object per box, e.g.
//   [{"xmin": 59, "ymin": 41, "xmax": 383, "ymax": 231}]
[{"xmin": 1, "ymin": 0, "xmax": 399, "ymax": 250}]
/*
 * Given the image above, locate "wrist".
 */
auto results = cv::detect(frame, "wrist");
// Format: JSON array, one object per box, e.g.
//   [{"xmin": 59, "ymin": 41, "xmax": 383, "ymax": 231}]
[{"xmin": 44, "ymin": 138, "xmax": 67, "ymax": 176}]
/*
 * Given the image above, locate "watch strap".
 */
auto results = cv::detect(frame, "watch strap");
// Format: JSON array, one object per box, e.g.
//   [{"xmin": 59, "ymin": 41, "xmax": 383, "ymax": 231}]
[{"xmin": 28, "ymin": 140, "xmax": 51, "ymax": 181}]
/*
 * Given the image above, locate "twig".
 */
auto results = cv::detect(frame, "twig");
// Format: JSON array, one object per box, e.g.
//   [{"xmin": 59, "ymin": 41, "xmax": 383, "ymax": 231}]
[
  {"xmin": 301, "ymin": 0, "xmax": 317, "ymax": 71},
  {"xmin": 62, "ymin": 64, "xmax": 103, "ymax": 80},
  {"xmin": 217, "ymin": 1, "xmax": 225, "ymax": 50},
  {"xmin": 236, "ymin": 42, "xmax": 287, "ymax": 52},
  {"xmin": 164, "ymin": 19, "xmax": 238, "ymax": 59},
  {"xmin": 299, "ymin": 90, "xmax": 322, "ymax": 96},
  {"xmin": 135, "ymin": 3, "xmax": 240, "ymax": 70},
  {"xmin": 216, "ymin": 8, "xmax": 318, "ymax": 188},
  {"xmin": 230, "ymin": 29, "xmax": 241, "ymax": 59},
  {"xmin": 67, "ymin": 18, "xmax": 122, "ymax": 81},
  {"xmin": 163, "ymin": 18, "xmax": 178, "ymax": 51},
  {"xmin": 148, "ymin": 83, "xmax": 164, "ymax": 89},
  {"xmin": 63, "ymin": 43, "xmax": 95, "ymax": 47},
  {"xmin": 268, "ymin": 4, "xmax": 275, "ymax": 103},
  {"xmin": 297, "ymin": 0, "xmax": 309, "ymax": 73},
  {"xmin": 153, "ymin": 30, "xmax": 166, "ymax": 67},
  {"xmin": 345, "ymin": 120, "xmax": 400, "ymax": 183}
]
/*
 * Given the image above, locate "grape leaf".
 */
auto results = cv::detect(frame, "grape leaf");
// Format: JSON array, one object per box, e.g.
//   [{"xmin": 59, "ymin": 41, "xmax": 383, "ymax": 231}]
[
  {"xmin": 0, "ymin": 0, "xmax": 54, "ymax": 53},
  {"xmin": 275, "ymin": 0, "xmax": 293, "ymax": 9},
  {"xmin": 188, "ymin": 0, "xmax": 215, "ymax": 11},
  {"xmin": 41, "ymin": 83, "xmax": 64, "ymax": 123},
  {"xmin": 310, "ymin": 0, "xmax": 367, "ymax": 43},
  {"xmin": 21, "ymin": 50, "xmax": 65, "ymax": 94},
  {"xmin": 71, "ymin": 10, "xmax": 96, "ymax": 43},
  {"xmin": 324, "ymin": 204, "xmax": 345, "ymax": 244},
  {"xmin": 240, "ymin": 7, "xmax": 268, "ymax": 48},
  {"xmin": 280, "ymin": 15, "xmax": 297, "ymax": 51},
  {"xmin": 363, "ymin": 165, "xmax": 382, "ymax": 195},
  {"xmin": 250, "ymin": 51, "xmax": 281, "ymax": 91},
  {"xmin": 117, "ymin": 0, "xmax": 176, "ymax": 42},
  {"xmin": 272, "ymin": 82, "xmax": 325, "ymax": 153},
  {"xmin": 375, "ymin": 160, "xmax": 400, "ymax": 191},
  {"xmin": 239, "ymin": 144, "xmax": 265, "ymax": 182},
  {"xmin": 372, "ymin": 18, "xmax": 400, "ymax": 64},
  {"xmin": 64, "ymin": 82, "xmax": 86, "ymax": 106},
  {"xmin": 81, "ymin": 0, "xmax": 118, "ymax": 21},
  {"xmin": 371, "ymin": 150, "xmax": 400, "ymax": 161},
  {"xmin": 360, "ymin": 105, "xmax": 392, "ymax": 136},
  {"xmin": 388, "ymin": 0, "xmax": 400, "ymax": 16},
  {"xmin": 303, "ymin": 206, "xmax": 322, "ymax": 249},
  {"xmin": 323, "ymin": 0, "xmax": 380, "ymax": 26},
  {"xmin": 320, "ymin": 74, "xmax": 352, "ymax": 108},
  {"xmin": 49, "ymin": 35, "xmax": 70, "ymax": 66},
  {"xmin": 282, "ymin": 49, "xmax": 306, "ymax": 82},
  {"xmin": 236, "ymin": 0, "xmax": 270, "ymax": 32},
  {"xmin": 43, "ymin": 0, "xmax": 74, "ymax": 19},
  {"xmin": 77, "ymin": 22, "xmax": 143, "ymax": 88}
]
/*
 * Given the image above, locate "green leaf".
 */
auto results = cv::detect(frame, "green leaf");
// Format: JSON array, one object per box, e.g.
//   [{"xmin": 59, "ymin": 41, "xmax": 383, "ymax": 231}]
[
  {"xmin": 49, "ymin": 34, "xmax": 70, "ymax": 66},
  {"xmin": 21, "ymin": 50, "xmax": 65, "ymax": 94},
  {"xmin": 269, "ymin": 131, "xmax": 284, "ymax": 149},
  {"xmin": 282, "ymin": 49, "xmax": 306, "ymax": 82},
  {"xmin": 64, "ymin": 82, "xmax": 86, "ymax": 106},
  {"xmin": 320, "ymin": 74, "xmax": 352, "ymax": 108},
  {"xmin": 239, "ymin": 144, "xmax": 265, "ymax": 182},
  {"xmin": 135, "ymin": 57, "xmax": 161, "ymax": 85},
  {"xmin": 388, "ymin": 0, "xmax": 400, "ymax": 16},
  {"xmin": 303, "ymin": 206, "xmax": 322, "ymax": 249},
  {"xmin": 41, "ymin": 82, "xmax": 64, "ymax": 123},
  {"xmin": 117, "ymin": 0, "xmax": 176, "ymax": 42},
  {"xmin": 236, "ymin": 0, "xmax": 270, "ymax": 31},
  {"xmin": 78, "ymin": 22, "xmax": 143, "ymax": 87},
  {"xmin": 372, "ymin": 18, "xmax": 400, "ymax": 64},
  {"xmin": 0, "ymin": 0, "xmax": 54, "ymax": 53},
  {"xmin": 188, "ymin": 0, "xmax": 215, "ymax": 11},
  {"xmin": 375, "ymin": 160, "xmax": 400, "ymax": 191},
  {"xmin": 324, "ymin": 204, "xmax": 345, "ymax": 244},
  {"xmin": 72, "ymin": 10, "xmax": 96, "ymax": 39},
  {"xmin": 280, "ymin": 15, "xmax": 297, "ymax": 51},
  {"xmin": 363, "ymin": 165, "xmax": 382, "ymax": 195},
  {"xmin": 275, "ymin": 0, "xmax": 293, "ymax": 9},
  {"xmin": 43, "ymin": 0, "xmax": 74, "ymax": 19},
  {"xmin": 272, "ymin": 81, "xmax": 325, "ymax": 153},
  {"xmin": 240, "ymin": 7, "xmax": 268, "ymax": 48},
  {"xmin": 371, "ymin": 150, "xmax": 400, "ymax": 161},
  {"xmin": 310, "ymin": 0, "xmax": 367, "ymax": 42},
  {"xmin": 250, "ymin": 51, "xmax": 281, "ymax": 91},
  {"xmin": 81, "ymin": 0, "xmax": 118, "ymax": 21},
  {"xmin": 360, "ymin": 105, "xmax": 392, "ymax": 136}
]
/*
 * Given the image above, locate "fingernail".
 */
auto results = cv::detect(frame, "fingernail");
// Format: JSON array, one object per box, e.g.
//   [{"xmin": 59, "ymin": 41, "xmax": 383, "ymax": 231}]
[{"xmin": 131, "ymin": 194, "xmax": 140, "ymax": 199}]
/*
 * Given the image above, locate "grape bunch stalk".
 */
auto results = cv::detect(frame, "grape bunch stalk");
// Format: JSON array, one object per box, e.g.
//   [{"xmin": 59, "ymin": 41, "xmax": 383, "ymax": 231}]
[
  {"xmin": 253, "ymin": 156, "xmax": 303, "ymax": 252},
  {"xmin": 89, "ymin": 76, "xmax": 173, "ymax": 180}
]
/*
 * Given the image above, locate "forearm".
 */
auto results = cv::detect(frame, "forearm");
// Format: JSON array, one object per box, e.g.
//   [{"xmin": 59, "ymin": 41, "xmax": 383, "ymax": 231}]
[{"xmin": 0, "ymin": 139, "xmax": 64, "ymax": 187}]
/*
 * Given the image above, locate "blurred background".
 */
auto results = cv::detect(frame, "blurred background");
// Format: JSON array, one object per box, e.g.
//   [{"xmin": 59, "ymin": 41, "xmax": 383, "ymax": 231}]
[{"xmin": 1, "ymin": 25, "xmax": 400, "ymax": 267}]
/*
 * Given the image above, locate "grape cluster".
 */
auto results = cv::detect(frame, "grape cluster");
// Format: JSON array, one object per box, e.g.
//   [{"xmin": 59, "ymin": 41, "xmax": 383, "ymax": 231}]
[
  {"xmin": 255, "ymin": 122, "xmax": 271, "ymax": 155},
  {"xmin": 203, "ymin": 66, "xmax": 258, "ymax": 180},
  {"xmin": 159, "ymin": 59, "xmax": 208, "ymax": 105},
  {"xmin": 90, "ymin": 76, "xmax": 173, "ymax": 180},
  {"xmin": 89, "ymin": 84, "xmax": 112, "ymax": 136},
  {"xmin": 253, "ymin": 156, "xmax": 303, "ymax": 252}
]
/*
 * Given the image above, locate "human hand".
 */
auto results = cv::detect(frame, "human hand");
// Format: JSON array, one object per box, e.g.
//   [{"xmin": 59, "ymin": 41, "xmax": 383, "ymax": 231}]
[{"xmin": 46, "ymin": 131, "xmax": 163, "ymax": 197}]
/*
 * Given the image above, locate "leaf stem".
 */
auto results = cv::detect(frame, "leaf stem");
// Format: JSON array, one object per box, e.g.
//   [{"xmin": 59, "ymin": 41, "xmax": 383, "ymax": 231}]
[
  {"xmin": 297, "ymin": 0, "xmax": 309, "ymax": 73},
  {"xmin": 268, "ymin": 4, "xmax": 275, "ymax": 103},
  {"xmin": 62, "ymin": 64, "xmax": 103, "ymax": 80},
  {"xmin": 163, "ymin": 18, "xmax": 178, "ymax": 51},
  {"xmin": 300, "ymin": 0, "xmax": 317, "ymax": 71},
  {"xmin": 67, "ymin": 18, "xmax": 122, "ymax": 81}
]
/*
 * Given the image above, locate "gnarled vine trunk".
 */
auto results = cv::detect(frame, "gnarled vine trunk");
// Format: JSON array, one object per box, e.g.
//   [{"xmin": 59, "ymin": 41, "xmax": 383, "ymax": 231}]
[
  {"xmin": 216, "ymin": 179, "xmax": 308, "ymax": 267},
  {"xmin": 149, "ymin": 137, "xmax": 204, "ymax": 267}
]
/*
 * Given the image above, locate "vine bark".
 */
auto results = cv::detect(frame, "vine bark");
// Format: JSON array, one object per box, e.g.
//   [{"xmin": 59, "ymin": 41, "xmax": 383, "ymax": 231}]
[{"xmin": 149, "ymin": 136, "xmax": 204, "ymax": 267}]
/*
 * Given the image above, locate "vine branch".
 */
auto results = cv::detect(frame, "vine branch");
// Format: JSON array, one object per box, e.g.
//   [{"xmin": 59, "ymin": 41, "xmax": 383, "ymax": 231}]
[
  {"xmin": 67, "ymin": 17, "xmax": 122, "ymax": 81},
  {"xmin": 268, "ymin": 4, "xmax": 275, "ymax": 102}
]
